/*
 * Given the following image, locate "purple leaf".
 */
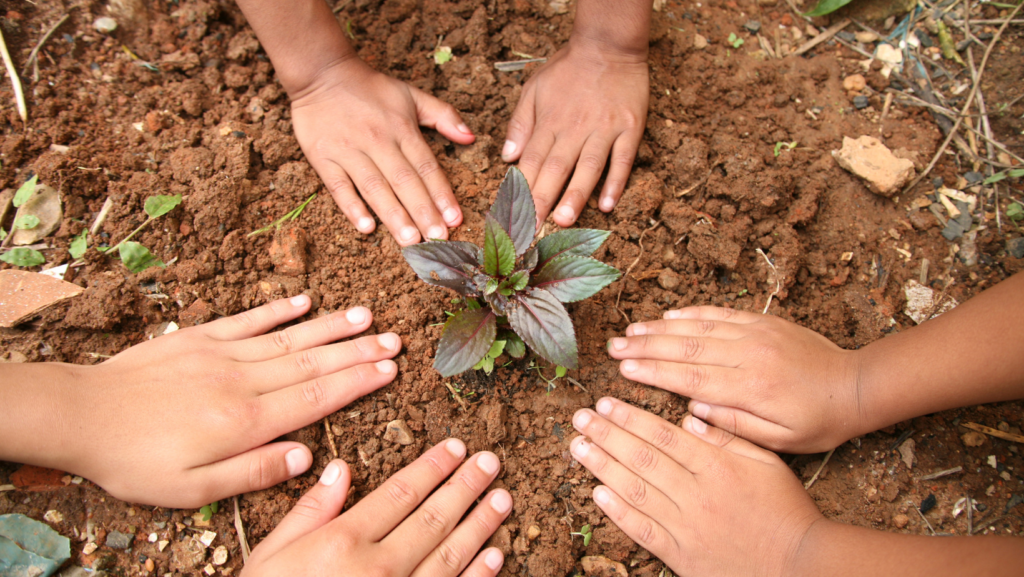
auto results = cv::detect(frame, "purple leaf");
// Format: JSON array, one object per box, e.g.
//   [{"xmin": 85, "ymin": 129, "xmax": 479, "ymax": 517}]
[
  {"xmin": 521, "ymin": 246, "xmax": 539, "ymax": 270},
  {"xmin": 489, "ymin": 167, "xmax": 536, "ymax": 256},
  {"xmin": 536, "ymin": 229, "xmax": 611, "ymax": 270},
  {"xmin": 434, "ymin": 308, "xmax": 496, "ymax": 377},
  {"xmin": 483, "ymin": 214, "xmax": 515, "ymax": 277},
  {"xmin": 531, "ymin": 256, "xmax": 621, "ymax": 303},
  {"xmin": 509, "ymin": 288, "xmax": 578, "ymax": 369},
  {"xmin": 402, "ymin": 241, "xmax": 481, "ymax": 295}
]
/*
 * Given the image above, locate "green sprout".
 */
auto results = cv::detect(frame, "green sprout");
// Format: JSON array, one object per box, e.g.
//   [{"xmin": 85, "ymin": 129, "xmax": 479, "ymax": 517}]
[
  {"xmin": 1007, "ymin": 202, "xmax": 1024, "ymax": 222},
  {"xmin": 12, "ymin": 175, "xmax": 38, "ymax": 208},
  {"xmin": 12, "ymin": 215, "xmax": 39, "ymax": 230},
  {"xmin": 434, "ymin": 46, "xmax": 453, "ymax": 65},
  {"xmin": 570, "ymin": 524, "xmax": 593, "ymax": 546},
  {"xmin": 773, "ymin": 141, "xmax": 798, "ymax": 157},
  {"xmin": 249, "ymin": 194, "xmax": 316, "ymax": 237},
  {"xmin": 473, "ymin": 339, "xmax": 507, "ymax": 375},
  {"xmin": 727, "ymin": 33, "xmax": 744, "ymax": 49},
  {"xmin": 983, "ymin": 168, "xmax": 1024, "ymax": 185},
  {"xmin": 530, "ymin": 361, "xmax": 568, "ymax": 393},
  {"xmin": 91, "ymin": 193, "xmax": 182, "ymax": 273},
  {"xmin": 199, "ymin": 501, "xmax": 219, "ymax": 521}
]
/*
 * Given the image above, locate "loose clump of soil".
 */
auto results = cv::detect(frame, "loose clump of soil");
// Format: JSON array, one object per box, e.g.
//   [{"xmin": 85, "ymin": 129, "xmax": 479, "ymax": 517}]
[{"xmin": 1, "ymin": 1, "xmax": 1022, "ymax": 576}]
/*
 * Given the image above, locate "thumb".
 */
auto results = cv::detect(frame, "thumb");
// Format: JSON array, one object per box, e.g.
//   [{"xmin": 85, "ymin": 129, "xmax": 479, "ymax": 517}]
[
  {"xmin": 248, "ymin": 459, "xmax": 352, "ymax": 561},
  {"xmin": 410, "ymin": 86, "xmax": 475, "ymax": 145},
  {"xmin": 502, "ymin": 91, "xmax": 536, "ymax": 163}
]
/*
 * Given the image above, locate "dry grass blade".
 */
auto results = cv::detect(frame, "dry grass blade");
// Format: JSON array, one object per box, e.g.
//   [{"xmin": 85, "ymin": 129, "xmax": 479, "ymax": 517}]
[
  {"xmin": 0, "ymin": 28, "xmax": 27, "ymax": 123},
  {"xmin": 232, "ymin": 496, "xmax": 251, "ymax": 563},
  {"xmin": 960, "ymin": 422, "xmax": 1024, "ymax": 443},
  {"xmin": 22, "ymin": 14, "xmax": 69, "ymax": 78},
  {"xmin": 804, "ymin": 448, "xmax": 834, "ymax": 490},
  {"xmin": 793, "ymin": 18, "xmax": 851, "ymax": 56},
  {"xmin": 615, "ymin": 221, "xmax": 661, "ymax": 323},
  {"xmin": 324, "ymin": 417, "xmax": 339, "ymax": 458}
]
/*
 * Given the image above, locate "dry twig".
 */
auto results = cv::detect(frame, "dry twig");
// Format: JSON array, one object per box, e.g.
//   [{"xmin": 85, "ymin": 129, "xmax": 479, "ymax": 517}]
[
  {"xmin": 22, "ymin": 14, "xmax": 69, "ymax": 79},
  {"xmin": 233, "ymin": 496, "xmax": 251, "ymax": 563},
  {"xmin": 0, "ymin": 28, "xmax": 27, "ymax": 123},
  {"xmin": 615, "ymin": 221, "xmax": 661, "ymax": 323},
  {"xmin": 960, "ymin": 422, "xmax": 1024, "ymax": 443},
  {"xmin": 918, "ymin": 466, "xmax": 963, "ymax": 481},
  {"xmin": 804, "ymin": 448, "xmax": 834, "ymax": 490},
  {"xmin": 324, "ymin": 417, "xmax": 339, "ymax": 459},
  {"xmin": 756, "ymin": 248, "xmax": 781, "ymax": 314}
]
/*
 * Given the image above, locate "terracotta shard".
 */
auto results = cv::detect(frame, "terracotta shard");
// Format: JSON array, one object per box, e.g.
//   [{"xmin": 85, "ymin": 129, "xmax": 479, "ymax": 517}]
[{"xmin": 0, "ymin": 269, "xmax": 84, "ymax": 328}]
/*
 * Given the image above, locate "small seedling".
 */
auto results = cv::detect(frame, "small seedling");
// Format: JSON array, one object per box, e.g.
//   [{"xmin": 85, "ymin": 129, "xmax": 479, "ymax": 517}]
[
  {"xmin": 0, "ymin": 247, "xmax": 45, "ymax": 267},
  {"xmin": 473, "ymin": 339, "xmax": 506, "ymax": 375},
  {"xmin": 773, "ymin": 141, "xmax": 798, "ymax": 157},
  {"xmin": 529, "ymin": 360, "xmax": 568, "ymax": 393},
  {"xmin": 433, "ymin": 46, "xmax": 453, "ymax": 65},
  {"xmin": 74, "ymin": 193, "xmax": 182, "ymax": 273},
  {"xmin": 983, "ymin": 168, "xmax": 1024, "ymax": 185},
  {"xmin": 402, "ymin": 167, "xmax": 620, "ymax": 377},
  {"xmin": 248, "ymin": 194, "xmax": 316, "ymax": 237},
  {"xmin": 570, "ymin": 524, "xmax": 593, "ymax": 546},
  {"xmin": 69, "ymin": 230, "xmax": 88, "ymax": 259},
  {"xmin": 12, "ymin": 175, "xmax": 38, "ymax": 208},
  {"xmin": 727, "ymin": 33, "xmax": 744, "ymax": 49},
  {"xmin": 199, "ymin": 501, "xmax": 219, "ymax": 521},
  {"xmin": 1007, "ymin": 202, "xmax": 1024, "ymax": 222}
]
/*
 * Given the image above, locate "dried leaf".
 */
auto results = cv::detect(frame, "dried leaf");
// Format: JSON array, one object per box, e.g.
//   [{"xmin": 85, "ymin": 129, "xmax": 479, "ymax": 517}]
[
  {"xmin": 402, "ymin": 241, "xmax": 481, "ymax": 295},
  {"xmin": 434, "ymin": 308, "xmax": 496, "ymax": 377},
  {"xmin": 489, "ymin": 167, "xmax": 536, "ymax": 256},
  {"xmin": 509, "ymin": 289, "xmax": 578, "ymax": 369},
  {"xmin": 531, "ymin": 256, "xmax": 621, "ymax": 302}
]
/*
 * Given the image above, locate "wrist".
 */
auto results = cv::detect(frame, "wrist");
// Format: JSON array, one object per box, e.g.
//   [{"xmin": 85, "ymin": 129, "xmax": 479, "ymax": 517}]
[
  {"xmin": 0, "ymin": 362, "xmax": 86, "ymax": 472},
  {"xmin": 566, "ymin": 30, "xmax": 650, "ymax": 64},
  {"xmin": 283, "ymin": 52, "xmax": 366, "ymax": 103}
]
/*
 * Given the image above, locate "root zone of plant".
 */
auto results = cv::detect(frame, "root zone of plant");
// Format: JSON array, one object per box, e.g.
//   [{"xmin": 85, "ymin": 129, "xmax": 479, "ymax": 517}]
[{"xmin": 1, "ymin": 0, "xmax": 1023, "ymax": 576}]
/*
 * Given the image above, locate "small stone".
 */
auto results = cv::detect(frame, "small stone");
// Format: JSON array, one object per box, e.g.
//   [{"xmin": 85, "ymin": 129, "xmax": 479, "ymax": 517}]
[
  {"xmin": 1000, "ymin": 471, "xmax": 1012, "ymax": 481},
  {"xmin": 893, "ymin": 513, "xmax": 909, "ymax": 528},
  {"xmin": 581, "ymin": 555, "xmax": 628, "ymax": 577},
  {"xmin": 919, "ymin": 494, "xmax": 937, "ymax": 514},
  {"xmin": 269, "ymin": 227, "xmax": 310, "ymax": 276},
  {"xmin": 43, "ymin": 510, "xmax": 63, "ymax": 524},
  {"xmin": 148, "ymin": 533, "xmax": 158, "ymax": 543},
  {"xmin": 694, "ymin": 34, "xmax": 708, "ymax": 49},
  {"xmin": 199, "ymin": 530, "xmax": 217, "ymax": 547},
  {"xmin": 657, "ymin": 269, "xmax": 681, "ymax": 291},
  {"xmin": 852, "ymin": 95, "xmax": 870, "ymax": 109},
  {"xmin": 986, "ymin": 485, "xmax": 996, "ymax": 497},
  {"xmin": 832, "ymin": 136, "xmax": 915, "ymax": 197},
  {"xmin": 744, "ymin": 20, "xmax": 761, "ymax": 34},
  {"xmin": 941, "ymin": 219, "xmax": 965, "ymax": 241},
  {"xmin": 158, "ymin": 540, "xmax": 169, "ymax": 552},
  {"xmin": 998, "ymin": 421, "xmax": 1010, "ymax": 433},
  {"xmin": 915, "ymin": 30, "xmax": 934, "ymax": 48},
  {"xmin": 526, "ymin": 525, "xmax": 541, "ymax": 542},
  {"xmin": 836, "ymin": 30, "xmax": 856, "ymax": 42},
  {"xmin": 204, "ymin": 563, "xmax": 216, "ymax": 576},
  {"xmin": 106, "ymin": 530, "xmax": 134, "ymax": 550},
  {"xmin": 988, "ymin": 455, "xmax": 998, "ymax": 469},
  {"xmin": 83, "ymin": 542, "xmax": 98, "ymax": 555},
  {"xmin": 964, "ymin": 171, "xmax": 985, "ymax": 183},
  {"xmin": 977, "ymin": 502, "xmax": 987, "ymax": 512},
  {"xmin": 1006, "ymin": 237, "xmax": 1024, "ymax": 259},
  {"xmin": 383, "ymin": 419, "xmax": 414, "ymax": 445},
  {"xmin": 145, "ymin": 558, "xmax": 155, "ymax": 572},
  {"xmin": 94, "ymin": 16, "xmax": 117, "ymax": 33},
  {"xmin": 145, "ymin": 110, "xmax": 166, "ymax": 133},
  {"xmin": 962, "ymin": 431, "xmax": 987, "ymax": 447},
  {"xmin": 843, "ymin": 74, "xmax": 867, "ymax": 92},
  {"xmin": 212, "ymin": 545, "xmax": 229, "ymax": 565},
  {"xmin": 854, "ymin": 30, "xmax": 879, "ymax": 43}
]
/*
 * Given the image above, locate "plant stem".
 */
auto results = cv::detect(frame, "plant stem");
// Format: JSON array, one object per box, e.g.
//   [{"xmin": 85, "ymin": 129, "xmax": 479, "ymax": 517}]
[{"xmin": 106, "ymin": 216, "xmax": 157, "ymax": 255}]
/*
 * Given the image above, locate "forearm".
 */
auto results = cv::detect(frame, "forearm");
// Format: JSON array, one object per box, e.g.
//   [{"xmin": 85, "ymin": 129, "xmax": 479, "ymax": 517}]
[
  {"xmin": 794, "ymin": 519, "xmax": 1024, "ymax": 576},
  {"xmin": 234, "ymin": 0, "xmax": 357, "ymax": 96},
  {"xmin": 0, "ymin": 363, "xmax": 82, "ymax": 470},
  {"xmin": 854, "ymin": 271, "xmax": 1024, "ymax": 433},
  {"xmin": 569, "ymin": 0, "xmax": 652, "ymax": 59}
]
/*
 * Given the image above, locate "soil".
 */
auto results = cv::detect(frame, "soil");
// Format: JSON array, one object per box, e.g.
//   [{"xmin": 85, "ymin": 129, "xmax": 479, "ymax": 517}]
[{"xmin": 2, "ymin": 0, "xmax": 1023, "ymax": 576}]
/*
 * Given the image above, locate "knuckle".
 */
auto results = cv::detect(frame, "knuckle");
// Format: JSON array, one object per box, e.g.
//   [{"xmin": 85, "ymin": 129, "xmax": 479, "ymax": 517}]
[
  {"xmin": 247, "ymin": 452, "xmax": 276, "ymax": 490},
  {"xmin": 435, "ymin": 542, "xmax": 465, "ymax": 571},
  {"xmin": 589, "ymin": 421, "xmax": 611, "ymax": 444},
  {"xmin": 360, "ymin": 174, "xmax": 390, "ymax": 197},
  {"xmin": 419, "ymin": 504, "xmax": 452, "ymax": 536},
  {"xmin": 507, "ymin": 116, "xmax": 530, "ymax": 137},
  {"xmin": 295, "ymin": 349, "xmax": 324, "ymax": 377},
  {"xmin": 385, "ymin": 477, "xmax": 420, "ymax": 509},
  {"xmin": 675, "ymin": 337, "xmax": 704, "ymax": 362},
  {"xmin": 383, "ymin": 205, "xmax": 407, "ymax": 225},
  {"xmin": 649, "ymin": 423, "xmax": 678, "ymax": 453},
  {"xmin": 518, "ymin": 151, "xmax": 545, "ymax": 171},
  {"xmin": 626, "ymin": 477, "xmax": 649, "ymax": 507},
  {"xmin": 630, "ymin": 444, "xmax": 658, "ymax": 473},
  {"xmin": 697, "ymin": 320, "xmax": 717, "ymax": 335},
  {"xmin": 325, "ymin": 174, "xmax": 354, "ymax": 196},
  {"xmin": 415, "ymin": 158, "xmax": 442, "ymax": 180},
  {"xmin": 578, "ymin": 152, "xmax": 606, "ymax": 172},
  {"xmin": 610, "ymin": 151, "xmax": 635, "ymax": 169},
  {"xmin": 683, "ymin": 364, "xmax": 709, "ymax": 395},
  {"xmin": 454, "ymin": 470, "xmax": 484, "ymax": 493},
  {"xmin": 270, "ymin": 328, "xmax": 296, "ymax": 353},
  {"xmin": 633, "ymin": 517, "xmax": 658, "ymax": 546},
  {"xmin": 300, "ymin": 378, "xmax": 329, "ymax": 409},
  {"xmin": 233, "ymin": 309, "xmax": 260, "ymax": 331},
  {"xmin": 390, "ymin": 166, "xmax": 418, "ymax": 188},
  {"xmin": 720, "ymin": 307, "xmax": 739, "ymax": 320},
  {"xmin": 542, "ymin": 156, "xmax": 570, "ymax": 176}
]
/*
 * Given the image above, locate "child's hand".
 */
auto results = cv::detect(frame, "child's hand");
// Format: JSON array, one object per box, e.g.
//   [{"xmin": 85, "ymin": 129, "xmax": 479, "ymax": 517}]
[
  {"xmin": 290, "ymin": 57, "xmax": 474, "ymax": 246},
  {"xmin": 608, "ymin": 306, "xmax": 862, "ymax": 453},
  {"xmin": 61, "ymin": 296, "xmax": 401, "ymax": 507},
  {"xmin": 501, "ymin": 41, "xmax": 649, "ymax": 227},
  {"xmin": 569, "ymin": 398, "xmax": 823, "ymax": 576},
  {"xmin": 243, "ymin": 440, "xmax": 510, "ymax": 577}
]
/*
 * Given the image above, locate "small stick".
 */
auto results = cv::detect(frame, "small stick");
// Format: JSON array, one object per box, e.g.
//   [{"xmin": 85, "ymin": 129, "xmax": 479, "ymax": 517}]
[
  {"xmin": 919, "ymin": 258, "xmax": 930, "ymax": 285},
  {"xmin": 804, "ymin": 448, "xmax": 834, "ymax": 490},
  {"xmin": 967, "ymin": 495, "xmax": 973, "ymax": 536},
  {"xmin": 90, "ymin": 197, "xmax": 114, "ymax": 235},
  {"xmin": 0, "ymin": 484, "xmax": 15, "ymax": 492},
  {"xmin": 756, "ymin": 248, "xmax": 781, "ymax": 314},
  {"xmin": 960, "ymin": 422, "xmax": 1024, "ymax": 443},
  {"xmin": 615, "ymin": 221, "xmax": 661, "ymax": 323},
  {"xmin": 445, "ymin": 382, "xmax": 470, "ymax": 411},
  {"xmin": 792, "ymin": 18, "xmax": 851, "ymax": 56},
  {"xmin": 323, "ymin": 417, "xmax": 339, "ymax": 459},
  {"xmin": 918, "ymin": 465, "xmax": 962, "ymax": 481},
  {"xmin": 566, "ymin": 376, "xmax": 588, "ymax": 393},
  {"xmin": 913, "ymin": 501, "xmax": 937, "ymax": 535},
  {"xmin": 21, "ymin": 14, "xmax": 69, "ymax": 77},
  {"xmin": 232, "ymin": 496, "xmax": 251, "ymax": 563},
  {"xmin": 0, "ymin": 28, "xmax": 27, "ymax": 123},
  {"xmin": 880, "ymin": 92, "xmax": 894, "ymax": 121}
]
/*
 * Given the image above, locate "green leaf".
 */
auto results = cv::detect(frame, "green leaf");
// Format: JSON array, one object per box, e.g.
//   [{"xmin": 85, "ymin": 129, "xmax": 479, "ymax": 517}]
[
  {"xmin": 402, "ymin": 241, "xmax": 482, "ymax": 295},
  {"xmin": 532, "ymin": 256, "xmax": 621, "ymax": 302},
  {"xmin": 484, "ymin": 278, "xmax": 499, "ymax": 295},
  {"xmin": 1, "ymin": 247, "xmax": 46, "ymax": 267},
  {"xmin": 804, "ymin": 0, "xmax": 853, "ymax": 17},
  {"xmin": 466, "ymin": 298, "xmax": 482, "ymax": 310},
  {"xmin": 536, "ymin": 229, "xmax": 611, "ymax": 270},
  {"xmin": 507, "ymin": 270, "xmax": 530, "ymax": 292},
  {"xmin": 1011, "ymin": 169, "xmax": 1024, "ymax": 178},
  {"xmin": 504, "ymin": 332, "xmax": 526, "ymax": 359},
  {"xmin": 489, "ymin": 167, "xmax": 537, "ymax": 256},
  {"xmin": 0, "ymin": 228, "xmax": 6, "ymax": 241},
  {"xmin": 583, "ymin": 532, "xmax": 592, "ymax": 547},
  {"xmin": 483, "ymin": 214, "xmax": 515, "ymax": 277},
  {"xmin": 434, "ymin": 46, "xmax": 453, "ymax": 65},
  {"xmin": 143, "ymin": 194, "xmax": 182, "ymax": 219},
  {"xmin": 1007, "ymin": 202, "xmax": 1024, "ymax": 222},
  {"xmin": 486, "ymin": 339, "xmax": 507, "ymax": 359},
  {"xmin": 211, "ymin": 501, "xmax": 219, "ymax": 514},
  {"xmin": 434, "ymin": 308, "xmax": 496, "ymax": 377},
  {"xmin": 508, "ymin": 288, "xmax": 578, "ymax": 369},
  {"xmin": 69, "ymin": 230, "xmax": 88, "ymax": 259},
  {"xmin": 581, "ymin": 524, "xmax": 591, "ymax": 534},
  {"xmin": 555, "ymin": 366, "xmax": 567, "ymax": 378},
  {"xmin": 200, "ymin": 505, "xmax": 212, "ymax": 521},
  {"xmin": 13, "ymin": 215, "xmax": 40, "ymax": 230},
  {"xmin": 119, "ymin": 241, "xmax": 165, "ymax": 273},
  {"xmin": 12, "ymin": 175, "xmax": 38, "ymax": 208},
  {"xmin": 473, "ymin": 355, "xmax": 495, "ymax": 374}
]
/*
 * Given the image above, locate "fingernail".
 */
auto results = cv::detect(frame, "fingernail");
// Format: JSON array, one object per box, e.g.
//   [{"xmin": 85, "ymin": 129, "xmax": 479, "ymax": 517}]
[
  {"xmin": 501, "ymin": 140, "xmax": 516, "ymax": 160},
  {"xmin": 596, "ymin": 398, "xmax": 613, "ymax": 416},
  {"xmin": 445, "ymin": 438, "xmax": 467, "ymax": 459},
  {"xmin": 476, "ymin": 452, "xmax": 500, "ymax": 475},
  {"xmin": 571, "ymin": 437, "xmax": 590, "ymax": 459},
  {"xmin": 443, "ymin": 207, "xmax": 460, "ymax": 225},
  {"xmin": 377, "ymin": 333, "xmax": 400, "ymax": 350},
  {"xmin": 599, "ymin": 196, "xmax": 614, "ymax": 211},
  {"xmin": 593, "ymin": 486, "xmax": 610, "ymax": 506},
  {"xmin": 555, "ymin": 205, "xmax": 575, "ymax": 221},
  {"xmin": 320, "ymin": 461, "xmax": 342, "ymax": 486},
  {"xmin": 689, "ymin": 415, "xmax": 708, "ymax": 434},
  {"xmin": 630, "ymin": 323, "xmax": 647, "ymax": 336},
  {"xmin": 290, "ymin": 294, "xmax": 309, "ymax": 307},
  {"xmin": 621, "ymin": 359, "xmax": 638, "ymax": 374},
  {"xmin": 400, "ymin": 227, "xmax": 418, "ymax": 243},
  {"xmin": 375, "ymin": 360, "xmax": 395, "ymax": 373},
  {"xmin": 346, "ymin": 308, "xmax": 367, "ymax": 324},
  {"xmin": 457, "ymin": 123, "xmax": 472, "ymax": 134},
  {"xmin": 485, "ymin": 549, "xmax": 504, "ymax": 571},
  {"xmin": 286, "ymin": 448, "xmax": 311, "ymax": 477},
  {"xmin": 357, "ymin": 217, "xmax": 375, "ymax": 232},
  {"xmin": 610, "ymin": 338, "xmax": 627, "ymax": 351},
  {"xmin": 664, "ymin": 310, "xmax": 682, "ymax": 320},
  {"xmin": 428, "ymin": 226, "xmax": 446, "ymax": 240},
  {"xmin": 490, "ymin": 491, "xmax": 512, "ymax": 514},
  {"xmin": 573, "ymin": 410, "xmax": 592, "ymax": 430},
  {"xmin": 691, "ymin": 401, "xmax": 710, "ymax": 420}
]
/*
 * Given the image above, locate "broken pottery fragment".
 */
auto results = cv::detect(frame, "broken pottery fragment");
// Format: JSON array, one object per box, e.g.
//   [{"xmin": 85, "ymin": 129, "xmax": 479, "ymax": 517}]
[
  {"xmin": 0, "ymin": 270, "xmax": 84, "ymax": 328},
  {"xmin": 832, "ymin": 136, "xmax": 915, "ymax": 197}
]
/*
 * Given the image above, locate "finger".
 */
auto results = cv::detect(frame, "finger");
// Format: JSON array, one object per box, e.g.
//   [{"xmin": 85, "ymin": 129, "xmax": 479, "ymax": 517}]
[
  {"xmin": 686, "ymin": 403, "xmax": 792, "ymax": 457},
  {"xmin": 248, "ymin": 459, "xmax": 352, "ymax": 561},
  {"xmin": 607, "ymin": 334, "xmax": 740, "ymax": 367},
  {"xmin": 591, "ymin": 485, "xmax": 679, "ymax": 564},
  {"xmin": 502, "ymin": 87, "xmax": 537, "ymax": 163},
  {"xmin": 255, "ymin": 360, "xmax": 398, "ymax": 436},
  {"xmin": 529, "ymin": 140, "xmax": 581, "ymax": 225},
  {"xmin": 249, "ymin": 332, "xmax": 402, "ymax": 394},
  {"xmin": 343, "ymin": 438, "xmax": 468, "ymax": 542},
  {"xmin": 346, "ymin": 152, "xmax": 422, "ymax": 246},
  {"xmin": 409, "ymin": 489, "xmax": 512, "ymax": 577},
  {"xmin": 551, "ymin": 134, "xmax": 615, "ymax": 227},
  {"xmin": 617, "ymin": 358, "xmax": 748, "ymax": 407},
  {"xmin": 386, "ymin": 452, "xmax": 503, "ymax": 569},
  {"xmin": 663, "ymin": 306, "xmax": 763, "ymax": 324},
  {"xmin": 624, "ymin": 318, "xmax": 748, "ymax": 339},
  {"xmin": 515, "ymin": 132, "xmax": 556, "ymax": 224},
  {"xmin": 308, "ymin": 156, "xmax": 377, "ymax": 234},
  {"xmin": 203, "ymin": 295, "xmax": 312, "ymax": 341},
  {"xmin": 411, "ymin": 86, "xmax": 475, "ymax": 146},
  {"xmin": 457, "ymin": 548, "xmax": 505, "ymax": 577},
  {"xmin": 399, "ymin": 136, "xmax": 462, "ymax": 230},
  {"xmin": 189, "ymin": 442, "xmax": 313, "ymax": 508},
  {"xmin": 375, "ymin": 148, "xmax": 449, "ymax": 242},
  {"xmin": 230, "ymin": 307, "xmax": 374, "ymax": 362},
  {"xmin": 570, "ymin": 411, "xmax": 690, "ymax": 502},
  {"xmin": 597, "ymin": 133, "xmax": 639, "ymax": 213}
]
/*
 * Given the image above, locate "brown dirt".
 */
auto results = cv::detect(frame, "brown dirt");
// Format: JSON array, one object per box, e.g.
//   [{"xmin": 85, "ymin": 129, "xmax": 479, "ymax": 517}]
[{"xmin": 2, "ymin": 1, "xmax": 1023, "ymax": 576}]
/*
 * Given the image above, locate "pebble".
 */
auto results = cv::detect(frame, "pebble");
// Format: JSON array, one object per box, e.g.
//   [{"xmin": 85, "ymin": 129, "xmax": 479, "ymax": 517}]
[
  {"xmin": 893, "ymin": 513, "xmax": 909, "ymax": 529},
  {"xmin": 852, "ymin": 95, "xmax": 870, "ymax": 109},
  {"xmin": 744, "ymin": 20, "xmax": 761, "ymax": 34},
  {"xmin": 964, "ymin": 171, "xmax": 985, "ymax": 183},
  {"xmin": 212, "ymin": 545, "xmax": 229, "ymax": 565},
  {"xmin": 527, "ymin": 525, "xmax": 541, "ymax": 542},
  {"xmin": 106, "ymin": 530, "xmax": 134, "ymax": 550},
  {"xmin": 383, "ymin": 419, "xmax": 415, "ymax": 445},
  {"xmin": 657, "ymin": 269, "xmax": 681, "ymax": 291},
  {"xmin": 962, "ymin": 431, "xmax": 987, "ymax": 447},
  {"xmin": 843, "ymin": 74, "xmax": 867, "ymax": 92},
  {"xmin": 93, "ymin": 17, "xmax": 117, "ymax": 33},
  {"xmin": 83, "ymin": 542, "xmax": 98, "ymax": 555},
  {"xmin": 920, "ymin": 494, "xmax": 937, "ymax": 514},
  {"xmin": 268, "ymin": 227, "xmax": 310, "ymax": 276},
  {"xmin": 854, "ymin": 31, "xmax": 879, "ymax": 43},
  {"xmin": 145, "ymin": 558, "xmax": 155, "ymax": 572},
  {"xmin": 832, "ymin": 136, "xmax": 915, "ymax": 197},
  {"xmin": 693, "ymin": 34, "xmax": 708, "ymax": 49},
  {"xmin": 199, "ymin": 530, "xmax": 217, "ymax": 547},
  {"xmin": 1008, "ymin": 238, "xmax": 1024, "ymax": 259}
]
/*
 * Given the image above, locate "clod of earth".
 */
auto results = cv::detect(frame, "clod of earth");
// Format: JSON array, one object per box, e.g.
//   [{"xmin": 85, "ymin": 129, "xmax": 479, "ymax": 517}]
[
  {"xmin": 832, "ymin": 136, "xmax": 916, "ymax": 197},
  {"xmin": 581, "ymin": 555, "xmax": 628, "ymax": 577}
]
